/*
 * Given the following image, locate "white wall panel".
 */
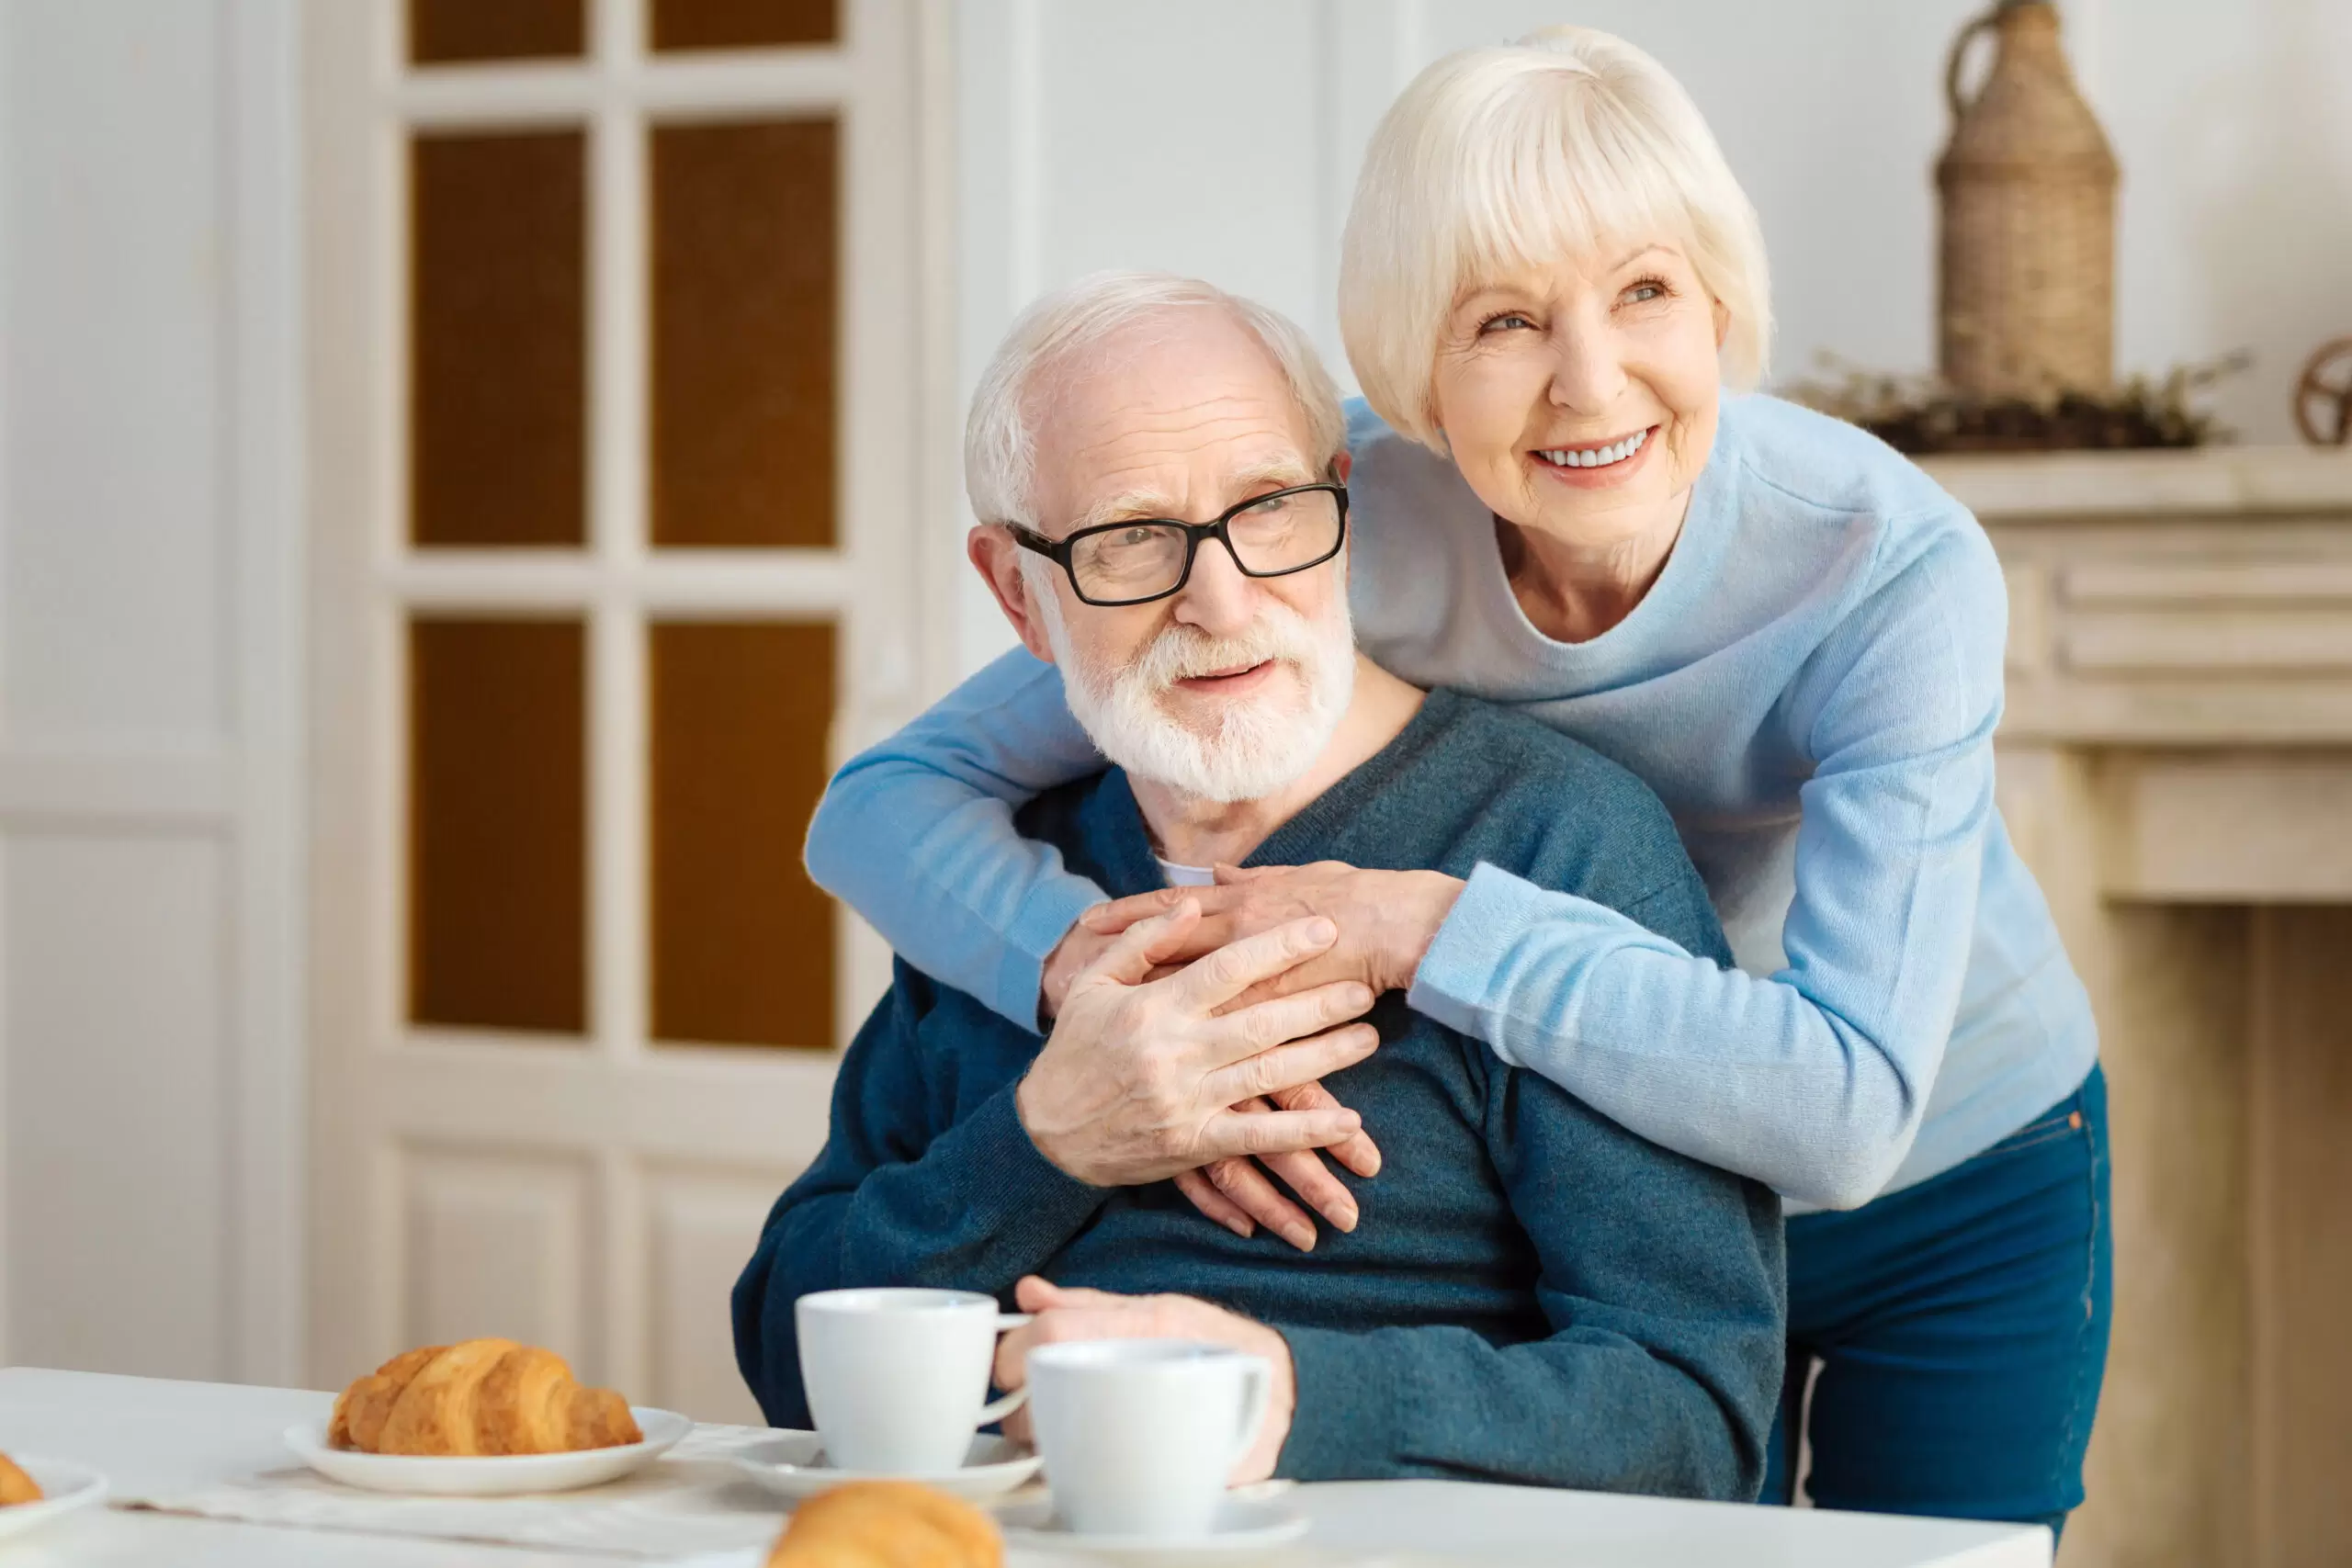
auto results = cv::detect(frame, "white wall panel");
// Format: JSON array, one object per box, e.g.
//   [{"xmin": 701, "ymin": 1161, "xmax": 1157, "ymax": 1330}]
[
  {"xmin": 1, "ymin": 833, "xmax": 228, "ymax": 1379},
  {"xmin": 0, "ymin": 0, "xmax": 227, "ymax": 746},
  {"xmin": 0, "ymin": 0, "xmax": 304, "ymax": 1385}
]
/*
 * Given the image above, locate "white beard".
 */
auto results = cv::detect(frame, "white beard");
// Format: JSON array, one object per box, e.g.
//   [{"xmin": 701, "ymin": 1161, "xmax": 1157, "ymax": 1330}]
[{"xmin": 1033, "ymin": 575, "xmax": 1357, "ymax": 805}]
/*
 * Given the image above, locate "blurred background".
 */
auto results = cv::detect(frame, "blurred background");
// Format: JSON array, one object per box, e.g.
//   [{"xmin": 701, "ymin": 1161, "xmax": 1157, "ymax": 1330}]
[{"xmin": 0, "ymin": 2, "xmax": 2345, "ymax": 1564}]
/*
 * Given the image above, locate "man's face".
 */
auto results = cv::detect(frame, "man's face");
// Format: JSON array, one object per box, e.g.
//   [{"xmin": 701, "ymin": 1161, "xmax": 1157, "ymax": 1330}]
[{"xmin": 1008, "ymin": 312, "xmax": 1355, "ymax": 804}]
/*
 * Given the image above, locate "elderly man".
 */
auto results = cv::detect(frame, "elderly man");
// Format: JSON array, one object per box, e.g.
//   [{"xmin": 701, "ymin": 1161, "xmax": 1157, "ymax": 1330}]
[{"xmin": 732, "ymin": 274, "xmax": 1783, "ymax": 1497}]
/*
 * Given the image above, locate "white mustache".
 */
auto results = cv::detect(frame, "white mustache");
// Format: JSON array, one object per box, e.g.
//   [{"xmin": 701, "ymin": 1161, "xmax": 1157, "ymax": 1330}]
[{"xmin": 1125, "ymin": 615, "xmax": 1319, "ymax": 694}]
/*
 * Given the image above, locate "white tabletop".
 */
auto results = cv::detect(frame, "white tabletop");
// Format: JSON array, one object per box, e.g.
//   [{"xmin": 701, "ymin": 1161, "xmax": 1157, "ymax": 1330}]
[{"xmin": 0, "ymin": 1367, "xmax": 2051, "ymax": 1566}]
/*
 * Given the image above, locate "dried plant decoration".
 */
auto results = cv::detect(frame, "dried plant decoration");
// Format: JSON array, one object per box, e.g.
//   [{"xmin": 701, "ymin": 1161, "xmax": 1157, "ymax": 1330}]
[{"xmin": 1789, "ymin": 353, "xmax": 2249, "ymax": 455}]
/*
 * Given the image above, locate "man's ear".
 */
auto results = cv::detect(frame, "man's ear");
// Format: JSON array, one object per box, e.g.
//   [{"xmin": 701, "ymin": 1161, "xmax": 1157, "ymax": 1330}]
[
  {"xmin": 1330, "ymin": 450, "xmax": 1353, "ymax": 485},
  {"xmin": 967, "ymin": 525, "xmax": 1059, "ymax": 665}
]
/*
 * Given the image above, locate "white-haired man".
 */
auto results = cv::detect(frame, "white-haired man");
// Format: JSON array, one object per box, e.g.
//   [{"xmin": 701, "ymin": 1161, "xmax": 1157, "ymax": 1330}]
[{"xmin": 734, "ymin": 275, "xmax": 1784, "ymax": 1496}]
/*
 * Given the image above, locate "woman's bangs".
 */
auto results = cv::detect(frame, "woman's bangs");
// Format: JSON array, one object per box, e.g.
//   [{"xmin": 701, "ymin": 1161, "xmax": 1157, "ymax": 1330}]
[{"xmin": 1445, "ymin": 86, "xmax": 1690, "ymax": 301}]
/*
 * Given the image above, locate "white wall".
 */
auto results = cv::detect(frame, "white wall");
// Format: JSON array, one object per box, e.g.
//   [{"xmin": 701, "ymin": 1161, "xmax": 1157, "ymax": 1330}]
[
  {"xmin": 949, "ymin": 0, "xmax": 2352, "ymax": 674},
  {"xmin": 0, "ymin": 0, "xmax": 303, "ymax": 1383}
]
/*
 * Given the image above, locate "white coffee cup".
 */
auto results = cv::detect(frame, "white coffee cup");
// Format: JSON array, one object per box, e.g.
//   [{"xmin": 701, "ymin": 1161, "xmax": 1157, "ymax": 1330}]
[
  {"xmin": 1027, "ymin": 1338, "xmax": 1272, "ymax": 1538},
  {"xmin": 795, "ymin": 1288, "xmax": 1030, "ymax": 1474}
]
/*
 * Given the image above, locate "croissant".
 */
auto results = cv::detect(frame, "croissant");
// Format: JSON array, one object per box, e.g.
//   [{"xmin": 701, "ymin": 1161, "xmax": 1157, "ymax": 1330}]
[
  {"xmin": 765, "ymin": 1481, "xmax": 1002, "ymax": 1568},
  {"xmin": 0, "ymin": 1454, "xmax": 40, "ymax": 1506},
  {"xmin": 328, "ymin": 1338, "xmax": 642, "ymax": 1456}
]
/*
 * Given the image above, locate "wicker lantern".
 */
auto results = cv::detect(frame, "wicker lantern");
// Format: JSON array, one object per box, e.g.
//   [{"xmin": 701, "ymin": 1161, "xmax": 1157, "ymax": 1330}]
[{"xmin": 1936, "ymin": 1, "xmax": 2119, "ymax": 400}]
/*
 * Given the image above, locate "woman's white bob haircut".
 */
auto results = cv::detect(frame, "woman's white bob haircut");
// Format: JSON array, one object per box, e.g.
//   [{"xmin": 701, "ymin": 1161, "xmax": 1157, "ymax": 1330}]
[
  {"xmin": 966, "ymin": 271, "xmax": 1347, "ymax": 529},
  {"xmin": 1340, "ymin": 26, "xmax": 1773, "ymax": 450}
]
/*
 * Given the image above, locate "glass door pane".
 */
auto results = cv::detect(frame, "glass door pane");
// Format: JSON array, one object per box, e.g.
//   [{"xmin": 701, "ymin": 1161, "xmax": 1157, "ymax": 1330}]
[
  {"xmin": 409, "ymin": 617, "xmax": 589, "ymax": 1034},
  {"xmin": 649, "ymin": 118, "xmax": 837, "ymax": 548},
  {"xmin": 648, "ymin": 621, "xmax": 836, "ymax": 1047},
  {"xmin": 412, "ymin": 130, "xmax": 588, "ymax": 547}
]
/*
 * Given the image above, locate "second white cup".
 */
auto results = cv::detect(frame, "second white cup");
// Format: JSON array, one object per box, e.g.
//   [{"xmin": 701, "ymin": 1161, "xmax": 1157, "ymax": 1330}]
[
  {"xmin": 795, "ymin": 1288, "xmax": 1030, "ymax": 1474},
  {"xmin": 1028, "ymin": 1338, "xmax": 1272, "ymax": 1538}
]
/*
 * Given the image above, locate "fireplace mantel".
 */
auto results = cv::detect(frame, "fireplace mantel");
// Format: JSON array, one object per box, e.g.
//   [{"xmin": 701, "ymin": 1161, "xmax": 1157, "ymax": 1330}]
[{"xmin": 1914, "ymin": 445, "xmax": 2352, "ymax": 1568}]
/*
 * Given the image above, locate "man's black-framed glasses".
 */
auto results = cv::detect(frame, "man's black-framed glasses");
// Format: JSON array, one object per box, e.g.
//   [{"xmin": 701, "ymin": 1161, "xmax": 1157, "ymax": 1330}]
[{"xmin": 1005, "ymin": 481, "xmax": 1349, "ymax": 607}]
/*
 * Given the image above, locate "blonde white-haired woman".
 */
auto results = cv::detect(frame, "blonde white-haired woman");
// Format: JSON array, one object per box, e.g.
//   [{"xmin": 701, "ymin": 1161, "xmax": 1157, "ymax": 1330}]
[{"xmin": 805, "ymin": 28, "xmax": 2109, "ymax": 1535}]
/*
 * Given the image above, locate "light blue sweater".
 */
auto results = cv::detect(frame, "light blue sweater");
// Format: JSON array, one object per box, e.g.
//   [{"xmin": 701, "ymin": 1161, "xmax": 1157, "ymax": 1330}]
[{"xmin": 804, "ymin": 392, "xmax": 2098, "ymax": 1210}]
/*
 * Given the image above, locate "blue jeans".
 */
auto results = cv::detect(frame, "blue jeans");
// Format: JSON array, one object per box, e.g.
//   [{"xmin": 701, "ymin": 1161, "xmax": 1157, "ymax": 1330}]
[{"xmin": 1763, "ymin": 1064, "xmax": 2111, "ymax": 1538}]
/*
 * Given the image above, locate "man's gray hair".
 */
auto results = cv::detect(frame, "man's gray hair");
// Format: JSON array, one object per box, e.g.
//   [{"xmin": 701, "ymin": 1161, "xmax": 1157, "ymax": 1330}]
[{"xmin": 965, "ymin": 271, "xmax": 1348, "ymax": 530}]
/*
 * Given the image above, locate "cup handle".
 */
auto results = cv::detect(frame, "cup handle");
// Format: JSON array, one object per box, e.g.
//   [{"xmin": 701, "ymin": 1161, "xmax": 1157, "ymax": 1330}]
[
  {"xmin": 975, "ymin": 1314, "xmax": 1034, "ymax": 1427},
  {"xmin": 1229, "ymin": 1357, "xmax": 1273, "ymax": 1476}
]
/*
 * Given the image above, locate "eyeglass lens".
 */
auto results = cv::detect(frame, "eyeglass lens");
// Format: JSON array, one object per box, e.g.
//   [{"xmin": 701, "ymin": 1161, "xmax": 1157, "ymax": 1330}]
[{"xmin": 1067, "ymin": 489, "xmax": 1341, "ymax": 602}]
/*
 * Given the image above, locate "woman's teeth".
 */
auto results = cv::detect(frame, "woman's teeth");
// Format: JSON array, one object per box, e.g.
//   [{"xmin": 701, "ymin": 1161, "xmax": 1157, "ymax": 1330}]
[{"xmin": 1536, "ymin": 428, "xmax": 1650, "ymax": 468}]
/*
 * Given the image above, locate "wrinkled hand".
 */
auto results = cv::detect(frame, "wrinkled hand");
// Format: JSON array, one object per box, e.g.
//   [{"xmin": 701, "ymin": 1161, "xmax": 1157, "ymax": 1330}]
[
  {"xmin": 1038, "ymin": 913, "xmax": 1117, "ymax": 1022},
  {"xmin": 1084, "ymin": 862, "xmax": 1463, "ymax": 1003},
  {"xmin": 1172, "ymin": 1084, "xmax": 1383, "ymax": 1251},
  {"xmin": 992, "ymin": 1277, "xmax": 1293, "ymax": 1484},
  {"xmin": 1016, "ymin": 901, "xmax": 1380, "ymax": 1188}
]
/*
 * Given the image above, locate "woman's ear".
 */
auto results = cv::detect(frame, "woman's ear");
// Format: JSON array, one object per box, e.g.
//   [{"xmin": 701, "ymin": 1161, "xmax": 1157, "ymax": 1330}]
[{"xmin": 1713, "ymin": 297, "xmax": 1732, "ymax": 349}]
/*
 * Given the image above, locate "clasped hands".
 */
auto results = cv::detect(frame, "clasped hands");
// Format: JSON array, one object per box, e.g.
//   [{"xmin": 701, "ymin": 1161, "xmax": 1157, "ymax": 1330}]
[
  {"xmin": 1029, "ymin": 861, "xmax": 1463, "ymax": 1248},
  {"xmin": 1003, "ymin": 869, "xmax": 1458, "ymax": 1479}
]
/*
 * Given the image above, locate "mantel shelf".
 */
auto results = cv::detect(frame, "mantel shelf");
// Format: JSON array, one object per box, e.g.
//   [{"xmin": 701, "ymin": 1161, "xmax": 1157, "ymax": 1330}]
[
  {"xmin": 1929, "ymin": 445, "xmax": 2352, "ymax": 749},
  {"xmin": 1923, "ymin": 445, "xmax": 2352, "ymax": 520}
]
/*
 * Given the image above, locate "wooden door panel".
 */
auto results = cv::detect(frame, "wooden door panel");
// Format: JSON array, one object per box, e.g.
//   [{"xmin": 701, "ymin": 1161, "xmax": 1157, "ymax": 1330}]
[{"xmin": 399, "ymin": 1147, "xmax": 597, "ymax": 1377}]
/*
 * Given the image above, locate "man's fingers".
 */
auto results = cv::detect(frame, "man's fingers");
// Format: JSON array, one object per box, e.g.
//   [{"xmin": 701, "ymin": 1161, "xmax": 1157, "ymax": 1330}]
[
  {"xmin": 1202, "ymin": 1023, "xmax": 1379, "ymax": 1105},
  {"xmin": 1173, "ymin": 1168, "xmax": 1256, "ymax": 1238},
  {"xmin": 1173, "ymin": 917, "xmax": 1339, "ymax": 1011},
  {"xmin": 1200, "ymin": 1103, "xmax": 1362, "ymax": 1162},
  {"xmin": 1204, "ymin": 1152, "xmax": 1317, "ymax": 1252},
  {"xmin": 1210, "ymin": 979, "xmax": 1374, "ymax": 1062},
  {"xmin": 1271, "ymin": 1081, "xmax": 1383, "ymax": 1178}
]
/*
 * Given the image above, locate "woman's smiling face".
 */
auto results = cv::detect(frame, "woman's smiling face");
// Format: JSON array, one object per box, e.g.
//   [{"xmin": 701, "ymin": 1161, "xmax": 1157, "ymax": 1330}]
[{"xmin": 1430, "ymin": 239, "xmax": 1725, "ymax": 551}]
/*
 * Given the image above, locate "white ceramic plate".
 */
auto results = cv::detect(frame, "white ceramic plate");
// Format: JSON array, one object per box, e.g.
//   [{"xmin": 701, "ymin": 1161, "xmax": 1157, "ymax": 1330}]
[
  {"xmin": 1000, "ymin": 1494, "xmax": 1309, "ymax": 1557},
  {"xmin": 0, "ymin": 1459, "xmax": 108, "ymax": 1540},
  {"xmin": 732, "ymin": 1430, "xmax": 1042, "ymax": 1502},
  {"xmin": 285, "ymin": 1407, "xmax": 690, "ymax": 1495}
]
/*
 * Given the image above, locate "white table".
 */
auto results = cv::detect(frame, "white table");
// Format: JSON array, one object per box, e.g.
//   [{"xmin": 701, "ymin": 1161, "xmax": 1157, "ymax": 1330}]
[{"xmin": 0, "ymin": 1368, "xmax": 2051, "ymax": 1566}]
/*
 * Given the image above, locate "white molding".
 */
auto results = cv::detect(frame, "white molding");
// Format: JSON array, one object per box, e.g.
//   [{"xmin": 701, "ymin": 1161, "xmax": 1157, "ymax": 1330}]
[
  {"xmin": 391, "ymin": 53, "xmax": 851, "ymax": 129},
  {"xmin": 0, "ymin": 750, "xmax": 236, "ymax": 829},
  {"xmin": 223, "ymin": 0, "xmax": 311, "ymax": 1388},
  {"xmin": 383, "ymin": 552, "xmax": 855, "ymax": 613}
]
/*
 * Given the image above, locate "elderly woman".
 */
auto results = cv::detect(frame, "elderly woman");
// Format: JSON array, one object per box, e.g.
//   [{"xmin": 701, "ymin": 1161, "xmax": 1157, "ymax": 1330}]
[{"xmin": 806, "ymin": 28, "xmax": 2109, "ymax": 1536}]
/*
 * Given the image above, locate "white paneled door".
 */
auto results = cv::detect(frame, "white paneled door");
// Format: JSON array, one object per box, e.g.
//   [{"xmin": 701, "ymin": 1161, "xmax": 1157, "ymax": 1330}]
[{"xmin": 305, "ymin": 0, "xmax": 951, "ymax": 1421}]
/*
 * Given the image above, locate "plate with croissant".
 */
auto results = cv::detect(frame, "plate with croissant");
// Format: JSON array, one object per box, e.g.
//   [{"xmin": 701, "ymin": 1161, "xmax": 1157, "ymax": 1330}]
[
  {"xmin": 289, "ymin": 1337, "xmax": 690, "ymax": 1495},
  {"xmin": 0, "ymin": 1451, "xmax": 108, "ymax": 1540}
]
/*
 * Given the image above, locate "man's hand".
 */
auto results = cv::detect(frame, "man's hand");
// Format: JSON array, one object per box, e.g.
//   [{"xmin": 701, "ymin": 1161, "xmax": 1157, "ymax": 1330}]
[
  {"xmin": 1083, "ymin": 862, "xmax": 1464, "ymax": 1001},
  {"xmin": 992, "ymin": 1277, "xmax": 1293, "ymax": 1484},
  {"xmin": 1017, "ymin": 901, "xmax": 1378, "ymax": 1188}
]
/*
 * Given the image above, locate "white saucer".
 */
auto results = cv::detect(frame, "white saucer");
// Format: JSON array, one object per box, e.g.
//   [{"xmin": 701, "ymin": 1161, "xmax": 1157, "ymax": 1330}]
[
  {"xmin": 1000, "ymin": 1494, "xmax": 1309, "ymax": 1556},
  {"xmin": 285, "ymin": 1407, "xmax": 690, "ymax": 1495},
  {"xmin": 732, "ymin": 1430, "xmax": 1042, "ymax": 1502},
  {"xmin": 0, "ymin": 1459, "xmax": 108, "ymax": 1540}
]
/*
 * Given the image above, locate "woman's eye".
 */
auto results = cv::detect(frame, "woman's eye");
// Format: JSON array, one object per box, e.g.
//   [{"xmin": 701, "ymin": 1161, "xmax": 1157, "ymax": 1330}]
[
  {"xmin": 1622, "ymin": 277, "xmax": 1669, "ymax": 306},
  {"xmin": 1479, "ymin": 311, "xmax": 1536, "ymax": 334}
]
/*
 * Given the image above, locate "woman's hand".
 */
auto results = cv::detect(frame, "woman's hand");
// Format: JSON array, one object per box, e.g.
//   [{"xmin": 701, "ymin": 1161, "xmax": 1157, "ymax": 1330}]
[
  {"xmin": 1038, "ymin": 912, "xmax": 1118, "ymax": 1022},
  {"xmin": 1172, "ymin": 1083, "xmax": 1383, "ymax": 1251},
  {"xmin": 1083, "ymin": 863, "xmax": 1464, "ymax": 1002}
]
